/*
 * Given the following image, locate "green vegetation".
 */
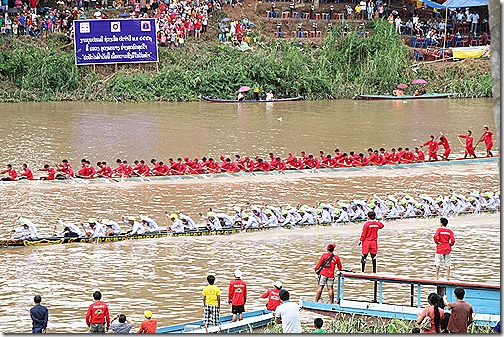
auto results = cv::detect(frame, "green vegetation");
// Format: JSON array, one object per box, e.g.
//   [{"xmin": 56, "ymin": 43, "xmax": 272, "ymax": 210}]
[
  {"xmin": 259, "ymin": 315, "xmax": 495, "ymax": 333},
  {"xmin": 0, "ymin": 19, "xmax": 492, "ymax": 102}
]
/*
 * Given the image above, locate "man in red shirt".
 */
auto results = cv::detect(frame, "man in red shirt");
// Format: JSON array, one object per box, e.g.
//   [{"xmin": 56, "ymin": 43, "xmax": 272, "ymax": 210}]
[
  {"xmin": 433, "ymin": 217, "xmax": 455, "ymax": 280},
  {"xmin": 479, "ymin": 125, "xmax": 494, "ymax": 157},
  {"xmin": 39, "ymin": 164, "xmax": 55, "ymax": 180},
  {"xmin": 414, "ymin": 147, "xmax": 425, "ymax": 161},
  {"xmin": 422, "ymin": 135, "xmax": 439, "ymax": 161},
  {"xmin": 20, "ymin": 164, "xmax": 34, "ymax": 180},
  {"xmin": 86, "ymin": 291, "xmax": 110, "ymax": 333},
  {"xmin": 1, "ymin": 164, "xmax": 17, "ymax": 181},
  {"xmin": 359, "ymin": 211, "xmax": 384, "ymax": 273},
  {"xmin": 113, "ymin": 159, "xmax": 125, "ymax": 176},
  {"xmin": 137, "ymin": 311, "xmax": 157, "ymax": 333},
  {"xmin": 260, "ymin": 281, "xmax": 282, "ymax": 311},
  {"xmin": 56, "ymin": 159, "xmax": 74, "ymax": 179},
  {"xmin": 457, "ymin": 130, "xmax": 476, "ymax": 159},
  {"xmin": 314, "ymin": 243, "xmax": 343, "ymax": 304},
  {"xmin": 438, "ymin": 132, "xmax": 451, "ymax": 160},
  {"xmin": 228, "ymin": 269, "xmax": 247, "ymax": 322}
]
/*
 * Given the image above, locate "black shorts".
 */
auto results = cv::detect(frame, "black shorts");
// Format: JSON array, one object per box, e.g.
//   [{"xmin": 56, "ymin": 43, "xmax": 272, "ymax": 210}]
[{"xmin": 232, "ymin": 305, "xmax": 245, "ymax": 314}]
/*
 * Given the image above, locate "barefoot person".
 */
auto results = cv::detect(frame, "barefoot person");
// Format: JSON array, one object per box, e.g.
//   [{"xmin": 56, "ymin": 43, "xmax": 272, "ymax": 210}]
[
  {"xmin": 434, "ymin": 217, "xmax": 455, "ymax": 280},
  {"xmin": 202, "ymin": 275, "xmax": 221, "ymax": 329},
  {"xmin": 479, "ymin": 125, "xmax": 494, "ymax": 157},
  {"xmin": 359, "ymin": 211, "xmax": 384, "ymax": 273},
  {"xmin": 228, "ymin": 269, "xmax": 247, "ymax": 322},
  {"xmin": 314, "ymin": 243, "xmax": 342, "ymax": 304},
  {"xmin": 438, "ymin": 132, "xmax": 451, "ymax": 160},
  {"xmin": 457, "ymin": 130, "xmax": 476, "ymax": 159}
]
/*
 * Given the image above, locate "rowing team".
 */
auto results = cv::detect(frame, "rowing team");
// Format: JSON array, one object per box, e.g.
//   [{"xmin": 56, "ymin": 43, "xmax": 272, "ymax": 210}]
[
  {"xmin": 0, "ymin": 127, "xmax": 495, "ymax": 181},
  {"xmin": 9, "ymin": 190, "xmax": 499, "ymax": 241}
]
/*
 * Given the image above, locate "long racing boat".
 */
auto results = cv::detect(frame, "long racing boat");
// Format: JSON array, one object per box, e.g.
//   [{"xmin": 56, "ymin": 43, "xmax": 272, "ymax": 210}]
[
  {"xmin": 200, "ymin": 96, "xmax": 303, "ymax": 103},
  {"xmin": 0, "ymin": 157, "xmax": 498, "ymax": 186},
  {"xmin": 0, "ymin": 209, "xmax": 498, "ymax": 248},
  {"xmin": 356, "ymin": 93, "xmax": 456, "ymax": 100}
]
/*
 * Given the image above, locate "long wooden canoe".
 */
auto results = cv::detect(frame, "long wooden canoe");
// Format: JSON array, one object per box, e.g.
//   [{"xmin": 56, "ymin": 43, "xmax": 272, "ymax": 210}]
[
  {"xmin": 156, "ymin": 309, "xmax": 273, "ymax": 333},
  {"xmin": 0, "ymin": 156, "xmax": 497, "ymax": 186},
  {"xmin": 0, "ymin": 209, "xmax": 498, "ymax": 247},
  {"xmin": 357, "ymin": 93, "xmax": 456, "ymax": 100},
  {"xmin": 300, "ymin": 273, "xmax": 500, "ymax": 327},
  {"xmin": 200, "ymin": 96, "xmax": 303, "ymax": 103}
]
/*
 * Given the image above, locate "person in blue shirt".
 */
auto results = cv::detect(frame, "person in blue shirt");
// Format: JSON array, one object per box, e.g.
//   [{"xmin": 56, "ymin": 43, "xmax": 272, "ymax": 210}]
[{"xmin": 30, "ymin": 295, "xmax": 49, "ymax": 333}]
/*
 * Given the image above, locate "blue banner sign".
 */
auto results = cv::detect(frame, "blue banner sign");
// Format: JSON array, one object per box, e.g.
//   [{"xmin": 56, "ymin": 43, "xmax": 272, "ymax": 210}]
[{"xmin": 74, "ymin": 19, "xmax": 158, "ymax": 65}]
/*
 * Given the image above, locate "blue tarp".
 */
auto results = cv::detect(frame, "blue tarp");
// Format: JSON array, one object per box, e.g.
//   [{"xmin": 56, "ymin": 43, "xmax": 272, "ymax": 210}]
[{"xmin": 421, "ymin": 0, "xmax": 488, "ymax": 8}]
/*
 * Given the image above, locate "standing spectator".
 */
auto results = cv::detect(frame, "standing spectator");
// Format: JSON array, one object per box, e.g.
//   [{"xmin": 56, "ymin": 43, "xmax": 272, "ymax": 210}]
[
  {"xmin": 86, "ymin": 291, "xmax": 110, "ymax": 333},
  {"xmin": 433, "ymin": 217, "xmax": 455, "ymax": 280},
  {"xmin": 359, "ymin": 211, "xmax": 384, "ymax": 273},
  {"xmin": 137, "ymin": 311, "xmax": 157, "ymax": 333},
  {"xmin": 202, "ymin": 275, "xmax": 221, "ymax": 329},
  {"xmin": 251, "ymin": 81, "xmax": 260, "ymax": 100},
  {"xmin": 274, "ymin": 289, "xmax": 302, "ymax": 333},
  {"xmin": 314, "ymin": 243, "xmax": 342, "ymax": 304},
  {"xmin": 443, "ymin": 287, "xmax": 473, "ymax": 333},
  {"xmin": 260, "ymin": 281, "xmax": 282, "ymax": 311},
  {"xmin": 110, "ymin": 314, "xmax": 132, "ymax": 333},
  {"xmin": 30, "ymin": 295, "xmax": 49, "ymax": 333},
  {"xmin": 228, "ymin": 269, "xmax": 247, "ymax": 322}
]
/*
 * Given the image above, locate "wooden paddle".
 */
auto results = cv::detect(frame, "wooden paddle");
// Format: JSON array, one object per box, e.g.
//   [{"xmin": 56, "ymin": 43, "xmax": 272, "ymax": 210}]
[{"xmin": 473, "ymin": 132, "xmax": 485, "ymax": 151}]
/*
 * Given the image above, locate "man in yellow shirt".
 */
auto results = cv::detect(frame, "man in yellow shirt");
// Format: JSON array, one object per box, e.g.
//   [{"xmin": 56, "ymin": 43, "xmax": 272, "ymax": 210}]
[{"xmin": 202, "ymin": 275, "xmax": 221, "ymax": 329}]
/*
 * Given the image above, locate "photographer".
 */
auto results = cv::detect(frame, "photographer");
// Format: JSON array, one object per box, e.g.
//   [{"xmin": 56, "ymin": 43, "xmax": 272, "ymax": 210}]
[{"xmin": 110, "ymin": 314, "xmax": 132, "ymax": 334}]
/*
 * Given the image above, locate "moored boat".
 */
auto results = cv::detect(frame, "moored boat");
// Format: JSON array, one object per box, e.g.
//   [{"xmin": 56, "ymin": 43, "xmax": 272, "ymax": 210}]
[
  {"xmin": 0, "ymin": 156, "xmax": 497, "ymax": 186},
  {"xmin": 156, "ymin": 309, "xmax": 273, "ymax": 333},
  {"xmin": 200, "ymin": 96, "xmax": 303, "ymax": 103},
  {"xmin": 357, "ymin": 93, "xmax": 456, "ymax": 100},
  {"xmin": 300, "ymin": 272, "xmax": 500, "ymax": 327}
]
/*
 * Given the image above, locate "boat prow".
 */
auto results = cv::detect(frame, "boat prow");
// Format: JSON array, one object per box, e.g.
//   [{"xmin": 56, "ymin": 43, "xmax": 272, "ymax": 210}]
[{"xmin": 156, "ymin": 309, "xmax": 273, "ymax": 333}]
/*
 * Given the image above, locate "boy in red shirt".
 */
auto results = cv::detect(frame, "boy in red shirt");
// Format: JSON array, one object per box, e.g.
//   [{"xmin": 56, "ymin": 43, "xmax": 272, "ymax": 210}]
[
  {"xmin": 137, "ymin": 311, "xmax": 157, "ymax": 333},
  {"xmin": 260, "ymin": 281, "xmax": 282, "ymax": 311},
  {"xmin": 359, "ymin": 211, "xmax": 384, "ymax": 273},
  {"xmin": 228, "ymin": 269, "xmax": 247, "ymax": 322}
]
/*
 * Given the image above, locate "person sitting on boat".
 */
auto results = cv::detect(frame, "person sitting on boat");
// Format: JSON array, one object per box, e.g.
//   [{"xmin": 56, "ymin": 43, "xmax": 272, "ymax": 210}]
[
  {"xmin": 265, "ymin": 91, "xmax": 274, "ymax": 101},
  {"xmin": 166, "ymin": 213, "xmax": 185, "ymax": 233},
  {"xmin": 262, "ymin": 209, "xmax": 279, "ymax": 227},
  {"xmin": 237, "ymin": 92, "xmax": 246, "ymax": 101},
  {"xmin": 278, "ymin": 209, "xmax": 296, "ymax": 227},
  {"xmin": 419, "ymin": 86, "xmax": 426, "ymax": 95},
  {"xmin": 315, "ymin": 208, "xmax": 332, "ymax": 225},
  {"xmin": 96, "ymin": 162, "xmax": 113, "ymax": 178},
  {"xmin": 241, "ymin": 213, "xmax": 260, "ymax": 230},
  {"xmin": 413, "ymin": 89, "xmax": 420, "ymax": 96},
  {"xmin": 1, "ymin": 164, "xmax": 18, "ymax": 181},
  {"xmin": 19, "ymin": 164, "xmax": 34, "ymax": 180},
  {"xmin": 201, "ymin": 212, "xmax": 223, "ymax": 231},
  {"xmin": 140, "ymin": 214, "xmax": 160, "ymax": 233},
  {"xmin": 179, "ymin": 213, "xmax": 197, "ymax": 231},
  {"xmin": 12, "ymin": 218, "xmax": 39, "ymax": 240},
  {"xmin": 56, "ymin": 159, "xmax": 74, "ymax": 179},
  {"xmin": 89, "ymin": 218, "xmax": 107, "ymax": 238},
  {"xmin": 76, "ymin": 160, "xmax": 96, "ymax": 179},
  {"xmin": 39, "ymin": 164, "xmax": 56, "ymax": 181},
  {"xmin": 417, "ymin": 293, "xmax": 444, "ymax": 333},
  {"xmin": 333, "ymin": 207, "xmax": 349, "ymax": 223},
  {"xmin": 297, "ymin": 208, "xmax": 315, "ymax": 225},
  {"xmin": 124, "ymin": 216, "xmax": 145, "ymax": 236},
  {"xmin": 103, "ymin": 219, "xmax": 122, "ymax": 236},
  {"xmin": 55, "ymin": 219, "xmax": 83, "ymax": 237}
]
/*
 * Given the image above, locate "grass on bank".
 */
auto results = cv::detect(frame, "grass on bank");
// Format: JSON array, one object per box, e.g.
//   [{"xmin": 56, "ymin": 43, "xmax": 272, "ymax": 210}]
[
  {"xmin": 259, "ymin": 315, "xmax": 495, "ymax": 333},
  {"xmin": 0, "ymin": 19, "xmax": 492, "ymax": 102}
]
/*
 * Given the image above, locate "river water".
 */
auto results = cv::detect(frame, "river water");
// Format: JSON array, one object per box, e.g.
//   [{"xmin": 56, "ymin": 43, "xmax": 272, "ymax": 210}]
[{"xmin": 0, "ymin": 99, "xmax": 499, "ymax": 333}]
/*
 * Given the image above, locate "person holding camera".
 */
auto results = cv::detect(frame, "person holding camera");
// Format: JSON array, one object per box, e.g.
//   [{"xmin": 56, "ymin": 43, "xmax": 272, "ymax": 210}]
[
  {"xmin": 110, "ymin": 314, "xmax": 132, "ymax": 333},
  {"xmin": 313, "ymin": 243, "xmax": 342, "ymax": 304}
]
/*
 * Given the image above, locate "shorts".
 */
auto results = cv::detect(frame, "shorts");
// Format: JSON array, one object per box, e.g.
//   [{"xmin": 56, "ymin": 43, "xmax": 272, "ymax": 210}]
[
  {"xmin": 434, "ymin": 253, "xmax": 451, "ymax": 267},
  {"xmin": 89, "ymin": 323, "xmax": 106, "ymax": 333},
  {"xmin": 204, "ymin": 305, "xmax": 220, "ymax": 326},
  {"xmin": 362, "ymin": 240, "xmax": 378, "ymax": 255},
  {"xmin": 231, "ymin": 305, "xmax": 245, "ymax": 314},
  {"xmin": 317, "ymin": 275, "xmax": 335, "ymax": 286}
]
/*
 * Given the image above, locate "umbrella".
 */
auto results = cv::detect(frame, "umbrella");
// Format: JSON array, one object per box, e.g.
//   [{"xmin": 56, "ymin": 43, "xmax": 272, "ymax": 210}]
[
  {"xmin": 238, "ymin": 86, "xmax": 251, "ymax": 92},
  {"xmin": 397, "ymin": 83, "xmax": 408, "ymax": 89},
  {"xmin": 411, "ymin": 79, "xmax": 427, "ymax": 85},
  {"xmin": 221, "ymin": 17, "xmax": 231, "ymax": 22}
]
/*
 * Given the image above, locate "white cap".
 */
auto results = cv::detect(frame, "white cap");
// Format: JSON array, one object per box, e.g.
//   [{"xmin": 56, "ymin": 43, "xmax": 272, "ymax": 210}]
[
  {"xmin": 234, "ymin": 269, "xmax": 242, "ymax": 278},
  {"xmin": 273, "ymin": 281, "xmax": 282, "ymax": 288}
]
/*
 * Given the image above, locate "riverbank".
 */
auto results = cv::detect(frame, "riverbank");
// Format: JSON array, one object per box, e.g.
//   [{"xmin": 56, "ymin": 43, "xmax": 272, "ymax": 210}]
[{"xmin": 0, "ymin": 18, "xmax": 491, "ymax": 102}]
